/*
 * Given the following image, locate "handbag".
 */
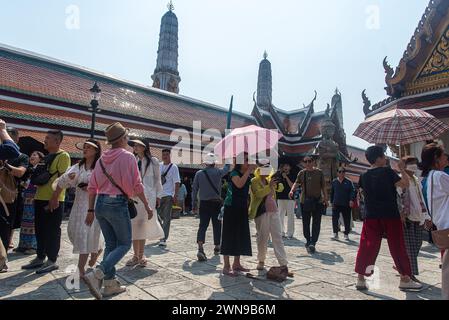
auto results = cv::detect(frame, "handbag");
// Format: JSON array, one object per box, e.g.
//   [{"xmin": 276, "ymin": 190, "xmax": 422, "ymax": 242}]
[
  {"xmin": 266, "ymin": 266, "xmax": 290, "ymax": 282},
  {"xmin": 429, "ymin": 171, "xmax": 449, "ymax": 250},
  {"xmin": 99, "ymin": 160, "xmax": 138, "ymax": 220}
]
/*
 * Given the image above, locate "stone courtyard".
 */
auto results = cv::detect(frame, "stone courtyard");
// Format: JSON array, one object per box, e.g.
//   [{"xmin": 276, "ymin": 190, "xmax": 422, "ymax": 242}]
[{"xmin": 0, "ymin": 215, "xmax": 444, "ymax": 300}]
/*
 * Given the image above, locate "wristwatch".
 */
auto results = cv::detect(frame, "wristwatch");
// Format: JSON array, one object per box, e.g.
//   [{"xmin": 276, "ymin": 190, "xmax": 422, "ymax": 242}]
[{"xmin": 87, "ymin": 209, "xmax": 95, "ymax": 213}]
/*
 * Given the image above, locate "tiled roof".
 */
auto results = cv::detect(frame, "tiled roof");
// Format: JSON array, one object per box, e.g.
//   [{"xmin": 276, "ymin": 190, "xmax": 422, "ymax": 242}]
[
  {"xmin": 0, "ymin": 100, "xmax": 174, "ymax": 144},
  {"xmin": 0, "ymin": 46, "xmax": 254, "ymax": 131}
]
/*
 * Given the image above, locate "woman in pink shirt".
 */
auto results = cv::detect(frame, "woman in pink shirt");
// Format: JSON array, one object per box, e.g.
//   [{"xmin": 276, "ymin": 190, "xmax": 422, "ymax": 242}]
[{"xmin": 83, "ymin": 123, "xmax": 153, "ymax": 300}]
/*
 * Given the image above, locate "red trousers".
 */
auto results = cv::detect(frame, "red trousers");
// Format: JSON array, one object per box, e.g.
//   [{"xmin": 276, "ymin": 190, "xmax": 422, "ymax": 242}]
[{"xmin": 355, "ymin": 218, "xmax": 412, "ymax": 277}]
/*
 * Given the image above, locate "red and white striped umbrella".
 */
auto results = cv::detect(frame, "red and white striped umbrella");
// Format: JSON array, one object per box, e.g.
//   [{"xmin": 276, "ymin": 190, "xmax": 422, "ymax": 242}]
[{"xmin": 353, "ymin": 108, "xmax": 449, "ymax": 145}]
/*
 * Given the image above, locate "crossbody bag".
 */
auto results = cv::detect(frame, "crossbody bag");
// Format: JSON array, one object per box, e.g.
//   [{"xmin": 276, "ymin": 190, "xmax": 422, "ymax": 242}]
[
  {"xmin": 203, "ymin": 170, "xmax": 223, "ymax": 206},
  {"xmin": 161, "ymin": 163, "xmax": 173, "ymax": 186}
]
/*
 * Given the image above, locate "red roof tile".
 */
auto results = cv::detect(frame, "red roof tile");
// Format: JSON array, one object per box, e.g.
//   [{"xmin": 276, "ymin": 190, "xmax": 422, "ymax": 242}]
[{"xmin": 0, "ymin": 51, "xmax": 254, "ymax": 131}]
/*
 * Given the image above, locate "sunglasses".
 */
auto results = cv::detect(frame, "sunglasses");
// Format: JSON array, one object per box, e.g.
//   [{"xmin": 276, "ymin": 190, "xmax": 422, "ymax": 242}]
[
  {"xmin": 338, "ymin": 171, "xmax": 345, "ymax": 173},
  {"xmin": 304, "ymin": 159, "xmax": 313, "ymax": 163}
]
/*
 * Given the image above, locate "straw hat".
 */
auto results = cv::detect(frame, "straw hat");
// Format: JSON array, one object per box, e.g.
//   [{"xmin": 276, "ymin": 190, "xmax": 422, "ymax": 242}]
[
  {"xmin": 105, "ymin": 122, "xmax": 129, "ymax": 144},
  {"xmin": 75, "ymin": 140, "xmax": 100, "ymax": 150},
  {"xmin": 128, "ymin": 139, "xmax": 146, "ymax": 148}
]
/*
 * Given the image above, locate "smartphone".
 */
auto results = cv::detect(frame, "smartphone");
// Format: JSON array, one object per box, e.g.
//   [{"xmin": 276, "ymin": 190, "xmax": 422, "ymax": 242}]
[{"xmin": 77, "ymin": 182, "xmax": 88, "ymax": 188}]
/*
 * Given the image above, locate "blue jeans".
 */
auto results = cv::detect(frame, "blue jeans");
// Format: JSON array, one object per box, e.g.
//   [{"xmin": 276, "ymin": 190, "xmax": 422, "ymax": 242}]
[{"xmin": 95, "ymin": 195, "xmax": 132, "ymax": 280}]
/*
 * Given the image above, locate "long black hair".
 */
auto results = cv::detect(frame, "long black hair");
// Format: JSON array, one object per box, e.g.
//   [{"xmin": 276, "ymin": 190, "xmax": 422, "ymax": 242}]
[
  {"xmin": 79, "ymin": 139, "xmax": 102, "ymax": 170},
  {"xmin": 419, "ymin": 143, "xmax": 444, "ymax": 177}
]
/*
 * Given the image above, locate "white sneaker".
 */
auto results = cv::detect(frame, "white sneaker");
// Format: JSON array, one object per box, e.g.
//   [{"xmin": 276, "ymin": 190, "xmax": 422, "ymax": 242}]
[
  {"xmin": 158, "ymin": 240, "xmax": 167, "ymax": 247},
  {"xmin": 332, "ymin": 233, "xmax": 339, "ymax": 240},
  {"xmin": 344, "ymin": 234, "xmax": 350, "ymax": 241},
  {"xmin": 399, "ymin": 279, "xmax": 423, "ymax": 291},
  {"xmin": 102, "ymin": 279, "xmax": 126, "ymax": 297},
  {"xmin": 84, "ymin": 268, "xmax": 104, "ymax": 300}
]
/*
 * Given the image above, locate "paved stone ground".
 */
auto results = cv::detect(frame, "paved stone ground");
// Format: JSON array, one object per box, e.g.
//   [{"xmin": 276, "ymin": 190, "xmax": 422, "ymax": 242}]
[{"xmin": 0, "ymin": 215, "xmax": 443, "ymax": 300}]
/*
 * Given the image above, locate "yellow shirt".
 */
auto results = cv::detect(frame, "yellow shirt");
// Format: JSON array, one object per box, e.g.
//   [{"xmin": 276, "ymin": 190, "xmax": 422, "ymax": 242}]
[{"xmin": 35, "ymin": 151, "xmax": 71, "ymax": 202}]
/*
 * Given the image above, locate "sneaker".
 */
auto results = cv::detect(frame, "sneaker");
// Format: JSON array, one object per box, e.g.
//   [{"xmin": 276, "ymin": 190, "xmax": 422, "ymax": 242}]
[
  {"xmin": 125, "ymin": 256, "xmax": 139, "ymax": 267},
  {"xmin": 344, "ymin": 234, "xmax": 350, "ymax": 241},
  {"xmin": 197, "ymin": 250, "xmax": 207, "ymax": 262},
  {"xmin": 35, "ymin": 260, "xmax": 59, "ymax": 275},
  {"xmin": 158, "ymin": 240, "xmax": 167, "ymax": 247},
  {"xmin": 22, "ymin": 258, "xmax": 45, "ymax": 270},
  {"xmin": 214, "ymin": 247, "xmax": 220, "ymax": 255},
  {"xmin": 102, "ymin": 279, "xmax": 126, "ymax": 297},
  {"xmin": 308, "ymin": 245, "xmax": 316, "ymax": 254},
  {"xmin": 399, "ymin": 279, "xmax": 423, "ymax": 291},
  {"xmin": 332, "ymin": 233, "xmax": 339, "ymax": 241},
  {"xmin": 84, "ymin": 268, "xmax": 105, "ymax": 300},
  {"xmin": 24, "ymin": 249, "xmax": 37, "ymax": 256},
  {"xmin": 287, "ymin": 236, "xmax": 294, "ymax": 240},
  {"xmin": 257, "ymin": 262, "xmax": 265, "ymax": 271},
  {"xmin": 356, "ymin": 278, "xmax": 368, "ymax": 291}
]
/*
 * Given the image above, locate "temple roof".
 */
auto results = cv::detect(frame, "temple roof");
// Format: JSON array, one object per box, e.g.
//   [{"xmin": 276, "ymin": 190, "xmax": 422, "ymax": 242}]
[{"xmin": 0, "ymin": 43, "xmax": 254, "ymax": 132}]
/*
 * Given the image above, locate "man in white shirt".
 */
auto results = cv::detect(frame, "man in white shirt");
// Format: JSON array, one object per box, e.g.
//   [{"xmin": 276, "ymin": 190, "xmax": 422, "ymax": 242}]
[{"xmin": 158, "ymin": 149, "xmax": 180, "ymax": 247}]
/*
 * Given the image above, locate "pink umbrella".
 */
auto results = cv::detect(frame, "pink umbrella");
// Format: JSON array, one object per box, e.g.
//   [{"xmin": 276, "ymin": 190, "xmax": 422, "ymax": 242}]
[{"xmin": 214, "ymin": 125, "xmax": 283, "ymax": 159}]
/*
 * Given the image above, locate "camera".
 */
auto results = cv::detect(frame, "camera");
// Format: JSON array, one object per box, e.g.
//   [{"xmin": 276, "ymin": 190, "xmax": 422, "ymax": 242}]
[{"xmin": 272, "ymin": 171, "xmax": 283, "ymax": 182}]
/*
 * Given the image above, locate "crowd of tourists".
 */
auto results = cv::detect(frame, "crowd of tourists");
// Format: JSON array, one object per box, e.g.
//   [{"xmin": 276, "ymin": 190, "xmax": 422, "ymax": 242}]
[{"xmin": 0, "ymin": 118, "xmax": 447, "ymax": 300}]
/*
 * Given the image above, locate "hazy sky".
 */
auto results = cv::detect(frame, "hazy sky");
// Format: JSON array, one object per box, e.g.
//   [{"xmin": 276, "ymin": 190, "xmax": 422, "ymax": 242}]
[{"xmin": 0, "ymin": 0, "xmax": 430, "ymax": 148}]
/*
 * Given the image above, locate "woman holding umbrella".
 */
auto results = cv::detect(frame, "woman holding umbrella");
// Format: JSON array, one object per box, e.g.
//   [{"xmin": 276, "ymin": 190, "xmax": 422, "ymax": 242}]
[{"xmin": 221, "ymin": 152, "xmax": 256, "ymax": 276}]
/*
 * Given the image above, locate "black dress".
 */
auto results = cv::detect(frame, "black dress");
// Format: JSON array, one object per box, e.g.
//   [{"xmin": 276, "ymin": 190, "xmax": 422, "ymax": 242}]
[{"xmin": 220, "ymin": 170, "xmax": 252, "ymax": 256}]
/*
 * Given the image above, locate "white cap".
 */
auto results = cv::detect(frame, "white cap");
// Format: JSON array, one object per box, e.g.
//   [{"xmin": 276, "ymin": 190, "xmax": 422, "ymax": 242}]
[{"xmin": 204, "ymin": 153, "xmax": 218, "ymax": 165}]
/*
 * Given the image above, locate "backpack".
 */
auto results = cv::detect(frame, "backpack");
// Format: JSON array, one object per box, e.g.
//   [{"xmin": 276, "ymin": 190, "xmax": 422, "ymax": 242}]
[
  {"xmin": 0, "ymin": 167, "xmax": 18, "ymax": 204},
  {"xmin": 30, "ymin": 152, "xmax": 62, "ymax": 186}
]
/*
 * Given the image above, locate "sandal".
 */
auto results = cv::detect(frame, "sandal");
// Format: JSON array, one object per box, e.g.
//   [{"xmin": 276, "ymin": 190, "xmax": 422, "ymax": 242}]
[
  {"xmin": 222, "ymin": 268, "xmax": 237, "ymax": 277},
  {"xmin": 138, "ymin": 258, "xmax": 148, "ymax": 268},
  {"xmin": 233, "ymin": 265, "xmax": 250, "ymax": 273},
  {"xmin": 125, "ymin": 256, "xmax": 139, "ymax": 267}
]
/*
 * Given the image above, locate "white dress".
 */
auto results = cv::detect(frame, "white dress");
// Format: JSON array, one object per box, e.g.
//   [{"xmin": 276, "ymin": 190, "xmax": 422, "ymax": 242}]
[
  {"xmin": 57, "ymin": 164, "xmax": 104, "ymax": 254},
  {"xmin": 132, "ymin": 157, "xmax": 165, "ymax": 241}
]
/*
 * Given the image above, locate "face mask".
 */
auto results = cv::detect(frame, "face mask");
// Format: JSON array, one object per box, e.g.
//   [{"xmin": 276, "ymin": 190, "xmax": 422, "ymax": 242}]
[{"xmin": 406, "ymin": 164, "xmax": 418, "ymax": 173}]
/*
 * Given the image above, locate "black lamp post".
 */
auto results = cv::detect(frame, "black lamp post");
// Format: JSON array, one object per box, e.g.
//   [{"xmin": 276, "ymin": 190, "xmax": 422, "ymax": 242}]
[{"xmin": 88, "ymin": 82, "xmax": 102, "ymax": 138}]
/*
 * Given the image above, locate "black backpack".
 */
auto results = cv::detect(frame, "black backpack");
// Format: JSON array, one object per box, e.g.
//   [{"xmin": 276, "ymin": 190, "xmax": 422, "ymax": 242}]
[{"xmin": 30, "ymin": 152, "xmax": 62, "ymax": 186}]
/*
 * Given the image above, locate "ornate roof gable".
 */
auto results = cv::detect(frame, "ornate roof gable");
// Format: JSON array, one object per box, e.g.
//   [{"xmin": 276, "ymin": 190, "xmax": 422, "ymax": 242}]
[{"xmin": 385, "ymin": 0, "xmax": 449, "ymax": 97}]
